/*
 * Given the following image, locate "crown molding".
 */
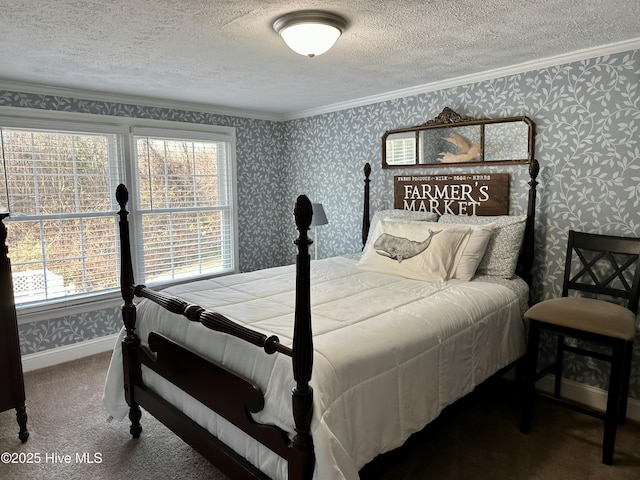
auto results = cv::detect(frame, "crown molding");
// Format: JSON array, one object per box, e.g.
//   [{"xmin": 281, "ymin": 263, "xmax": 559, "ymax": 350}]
[
  {"xmin": 282, "ymin": 37, "xmax": 640, "ymax": 120},
  {"xmin": 2, "ymin": 37, "xmax": 639, "ymax": 123},
  {"xmin": 0, "ymin": 80, "xmax": 285, "ymax": 122}
]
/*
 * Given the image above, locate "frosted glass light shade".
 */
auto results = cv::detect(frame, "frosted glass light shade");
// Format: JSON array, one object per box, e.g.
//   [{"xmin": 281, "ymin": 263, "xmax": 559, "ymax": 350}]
[
  {"xmin": 280, "ymin": 23, "xmax": 341, "ymax": 57},
  {"xmin": 274, "ymin": 11, "xmax": 347, "ymax": 57}
]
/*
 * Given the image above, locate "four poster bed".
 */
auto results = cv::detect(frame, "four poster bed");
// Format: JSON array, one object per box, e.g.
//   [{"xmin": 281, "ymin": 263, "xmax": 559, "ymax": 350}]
[{"xmin": 103, "ymin": 159, "xmax": 540, "ymax": 480}]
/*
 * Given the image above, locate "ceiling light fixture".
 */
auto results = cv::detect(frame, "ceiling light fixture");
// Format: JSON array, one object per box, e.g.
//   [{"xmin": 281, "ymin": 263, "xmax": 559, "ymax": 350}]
[{"xmin": 273, "ymin": 10, "xmax": 347, "ymax": 58}]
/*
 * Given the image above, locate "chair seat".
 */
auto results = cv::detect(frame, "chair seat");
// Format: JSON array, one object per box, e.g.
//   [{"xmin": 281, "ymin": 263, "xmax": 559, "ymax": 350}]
[{"xmin": 524, "ymin": 297, "xmax": 637, "ymax": 341}]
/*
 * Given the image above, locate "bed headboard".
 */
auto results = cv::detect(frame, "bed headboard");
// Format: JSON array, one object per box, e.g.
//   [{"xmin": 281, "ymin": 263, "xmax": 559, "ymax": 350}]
[{"xmin": 361, "ymin": 159, "xmax": 539, "ymax": 287}]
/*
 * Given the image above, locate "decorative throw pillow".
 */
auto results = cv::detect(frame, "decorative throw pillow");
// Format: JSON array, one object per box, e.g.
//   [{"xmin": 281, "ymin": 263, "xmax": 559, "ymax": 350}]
[
  {"xmin": 438, "ymin": 214, "xmax": 527, "ymax": 278},
  {"xmin": 364, "ymin": 209, "xmax": 439, "ymax": 252},
  {"xmin": 357, "ymin": 219, "xmax": 470, "ymax": 283},
  {"xmin": 447, "ymin": 223, "xmax": 495, "ymax": 281}
]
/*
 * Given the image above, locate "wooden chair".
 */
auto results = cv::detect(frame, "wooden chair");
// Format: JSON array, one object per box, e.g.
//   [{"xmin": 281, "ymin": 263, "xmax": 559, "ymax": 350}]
[{"xmin": 520, "ymin": 230, "xmax": 640, "ymax": 465}]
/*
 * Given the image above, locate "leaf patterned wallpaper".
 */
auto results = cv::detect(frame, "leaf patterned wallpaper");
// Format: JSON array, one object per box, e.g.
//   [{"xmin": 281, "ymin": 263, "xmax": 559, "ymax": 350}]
[{"xmin": 2, "ymin": 48, "xmax": 639, "ymax": 399}]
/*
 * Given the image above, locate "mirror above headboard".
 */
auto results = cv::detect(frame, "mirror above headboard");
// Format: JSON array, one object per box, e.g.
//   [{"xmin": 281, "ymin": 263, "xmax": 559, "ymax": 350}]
[{"xmin": 382, "ymin": 107, "xmax": 535, "ymax": 169}]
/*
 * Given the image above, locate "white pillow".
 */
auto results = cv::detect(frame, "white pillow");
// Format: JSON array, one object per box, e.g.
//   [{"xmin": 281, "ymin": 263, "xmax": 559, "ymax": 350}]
[
  {"xmin": 448, "ymin": 223, "xmax": 495, "ymax": 280},
  {"xmin": 364, "ymin": 209, "xmax": 439, "ymax": 251},
  {"xmin": 438, "ymin": 214, "xmax": 527, "ymax": 278},
  {"xmin": 357, "ymin": 219, "xmax": 470, "ymax": 283}
]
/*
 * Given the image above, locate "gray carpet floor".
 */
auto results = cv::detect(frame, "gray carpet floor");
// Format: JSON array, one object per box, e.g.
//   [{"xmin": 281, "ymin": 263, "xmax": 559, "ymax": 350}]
[{"xmin": 0, "ymin": 351, "xmax": 638, "ymax": 480}]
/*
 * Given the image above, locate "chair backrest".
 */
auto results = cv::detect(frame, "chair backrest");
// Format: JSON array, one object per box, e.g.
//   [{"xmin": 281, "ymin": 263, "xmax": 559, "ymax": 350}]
[{"xmin": 562, "ymin": 230, "xmax": 640, "ymax": 314}]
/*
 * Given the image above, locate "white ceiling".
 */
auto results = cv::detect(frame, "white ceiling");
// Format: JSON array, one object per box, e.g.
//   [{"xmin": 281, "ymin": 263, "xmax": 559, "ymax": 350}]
[{"xmin": 2, "ymin": 0, "xmax": 640, "ymax": 119}]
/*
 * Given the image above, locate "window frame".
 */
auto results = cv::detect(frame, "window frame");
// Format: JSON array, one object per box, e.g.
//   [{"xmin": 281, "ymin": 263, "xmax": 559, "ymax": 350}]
[
  {"xmin": 129, "ymin": 126, "xmax": 239, "ymax": 287},
  {"xmin": 0, "ymin": 107, "xmax": 238, "ymax": 321}
]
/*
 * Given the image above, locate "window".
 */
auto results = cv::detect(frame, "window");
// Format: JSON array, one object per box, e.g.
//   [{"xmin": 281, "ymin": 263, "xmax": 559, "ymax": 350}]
[
  {"xmin": 132, "ymin": 128, "xmax": 236, "ymax": 284},
  {"xmin": 385, "ymin": 131, "xmax": 416, "ymax": 165},
  {"xmin": 0, "ymin": 116, "xmax": 236, "ymax": 309},
  {"xmin": 0, "ymin": 125, "xmax": 121, "ymax": 306}
]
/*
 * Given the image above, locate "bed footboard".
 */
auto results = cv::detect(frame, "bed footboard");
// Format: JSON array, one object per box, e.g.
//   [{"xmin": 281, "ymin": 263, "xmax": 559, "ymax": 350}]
[
  {"xmin": 115, "ymin": 186, "xmax": 315, "ymax": 480},
  {"xmin": 136, "ymin": 332, "xmax": 291, "ymax": 479}
]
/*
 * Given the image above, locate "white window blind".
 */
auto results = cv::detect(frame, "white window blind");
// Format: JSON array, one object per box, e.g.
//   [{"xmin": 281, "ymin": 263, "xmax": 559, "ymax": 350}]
[
  {"xmin": 133, "ymin": 130, "xmax": 235, "ymax": 284},
  {"xmin": 386, "ymin": 131, "xmax": 417, "ymax": 165},
  {"xmin": 0, "ymin": 116, "xmax": 237, "ymax": 310},
  {"xmin": 0, "ymin": 126, "xmax": 121, "ymax": 305}
]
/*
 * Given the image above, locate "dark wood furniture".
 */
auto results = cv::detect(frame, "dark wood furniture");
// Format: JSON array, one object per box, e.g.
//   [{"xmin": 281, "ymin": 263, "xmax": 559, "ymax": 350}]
[
  {"xmin": 0, "ymin": 213, "xmax": 29, "ymax": 443},
  {"xmin": 115, "ymin": 160, "xmax": 539, "ymax": 480},
  {"xmin": 520, "ymin": 230, "xmax": 640, "ymax": 465}
]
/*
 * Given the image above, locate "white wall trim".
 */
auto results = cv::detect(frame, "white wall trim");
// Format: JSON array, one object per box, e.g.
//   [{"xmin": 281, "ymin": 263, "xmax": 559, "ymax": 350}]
[
  {"xmin": 538, "ymin": 375, "xmax": 640, "ymax": 423},
  {"xmin": 0, "ymin": 80, "xmax": 283, "ymax": 122},
  {"xmin": 16, "ymin": 295, "xmax": 122, "ymax": 325},
  {"xmin": 2, "ymin": 38, "xmax": 639, "ymax": 123},
  {"xmin": 283, "ymin": 37, "xmax": 640, "ymax": 120},
  {"xmin": 21, "ymin": 333, "xmax": 120, "ymax": 372},
  {"xmin": 0, "ymin": 105, "xmax": 239, "ymax": 134}
]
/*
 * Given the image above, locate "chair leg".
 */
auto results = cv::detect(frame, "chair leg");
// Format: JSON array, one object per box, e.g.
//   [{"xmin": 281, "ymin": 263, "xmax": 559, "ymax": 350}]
[
  {"xmin": 554, "ymin": 335, "xmax": 565, "ymax": 398},
  {"xmin": 602, "ymin": 342, "xmax": 624, "ymax": 466},
  {"xmin": 520, "ymin": 321, "xmax": 540, "ymax": 434},
  {"xmin": 617, "ymin": 340, "xmax": 633, "ymax": 426}
]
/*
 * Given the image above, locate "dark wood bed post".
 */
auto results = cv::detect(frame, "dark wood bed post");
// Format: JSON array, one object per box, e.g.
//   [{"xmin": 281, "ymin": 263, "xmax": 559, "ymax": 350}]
[
  {"xmin": 517, "ymin": 158, "xmax": 539, "ymax": 293},
  {"xmin": 115, "ymin": 184, "xmax": 143, "ymax": 438},
  {"xmin": 362, "ymin": 163, "xmax": 371, "ymax": 249},
  {"xmin": 291, "ymin": 194, "xmax": 315, "ymax": 480}
]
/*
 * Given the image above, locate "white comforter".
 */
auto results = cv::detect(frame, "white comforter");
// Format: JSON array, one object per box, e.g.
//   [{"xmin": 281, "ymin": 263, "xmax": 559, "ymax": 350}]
[{"xmin": 103, "ymin": 255, "xmax": 527, "ymax": 479}]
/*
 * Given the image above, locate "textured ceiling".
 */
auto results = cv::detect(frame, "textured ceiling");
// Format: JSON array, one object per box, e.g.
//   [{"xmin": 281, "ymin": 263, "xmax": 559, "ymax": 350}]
[{"xmin": 1, "ymin": 0, "xmax": 639, "ymax": 118}]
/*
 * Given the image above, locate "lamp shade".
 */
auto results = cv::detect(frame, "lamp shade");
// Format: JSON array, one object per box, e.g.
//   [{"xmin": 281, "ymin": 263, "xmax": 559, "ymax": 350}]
[
  {"xmin": 273, "ymin": 10, "xmax": 347, "ymax": 57},
  {"xmin": 310, "ymin": 203, "xmax": 328, "ymax": 227}
]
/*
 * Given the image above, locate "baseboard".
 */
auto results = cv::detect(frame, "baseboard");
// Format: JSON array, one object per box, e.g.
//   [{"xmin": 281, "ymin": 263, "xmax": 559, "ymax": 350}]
[
  {"xmin": 21, "ymin": 333, "xmax": 119, "ymax": 372},
  {"xmin": 538, "ymin": 375, "xmax": 640, "ymax": 423}
]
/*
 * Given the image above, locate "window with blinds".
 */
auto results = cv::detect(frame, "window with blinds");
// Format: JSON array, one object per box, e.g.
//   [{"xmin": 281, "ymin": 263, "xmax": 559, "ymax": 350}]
[
  {"xmin": 133, "ymin": 129, "xmax": 236, "ymax": 284},
  {"xmin": 0, "ymin": 126, "xmax": 121, "ymax": 305},
  {"xmin": 0, "ymin": 118, "xmax": 237, "ymax": 308},
  {"xmin": 385, "ymin": 131, "xmax": 417, "ymax": 165}
]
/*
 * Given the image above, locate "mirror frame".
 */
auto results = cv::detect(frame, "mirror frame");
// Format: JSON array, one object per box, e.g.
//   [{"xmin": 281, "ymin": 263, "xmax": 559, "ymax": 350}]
[{"xmin": 382, "ymin": 107, "xmax": 535, "ymax": 169}]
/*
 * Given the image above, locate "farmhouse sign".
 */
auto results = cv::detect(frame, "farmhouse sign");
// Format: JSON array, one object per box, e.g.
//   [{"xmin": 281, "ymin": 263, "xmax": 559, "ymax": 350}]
[{"xmin": 394, "ymin": 173, "xmax": 509, "ymax": 216}]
